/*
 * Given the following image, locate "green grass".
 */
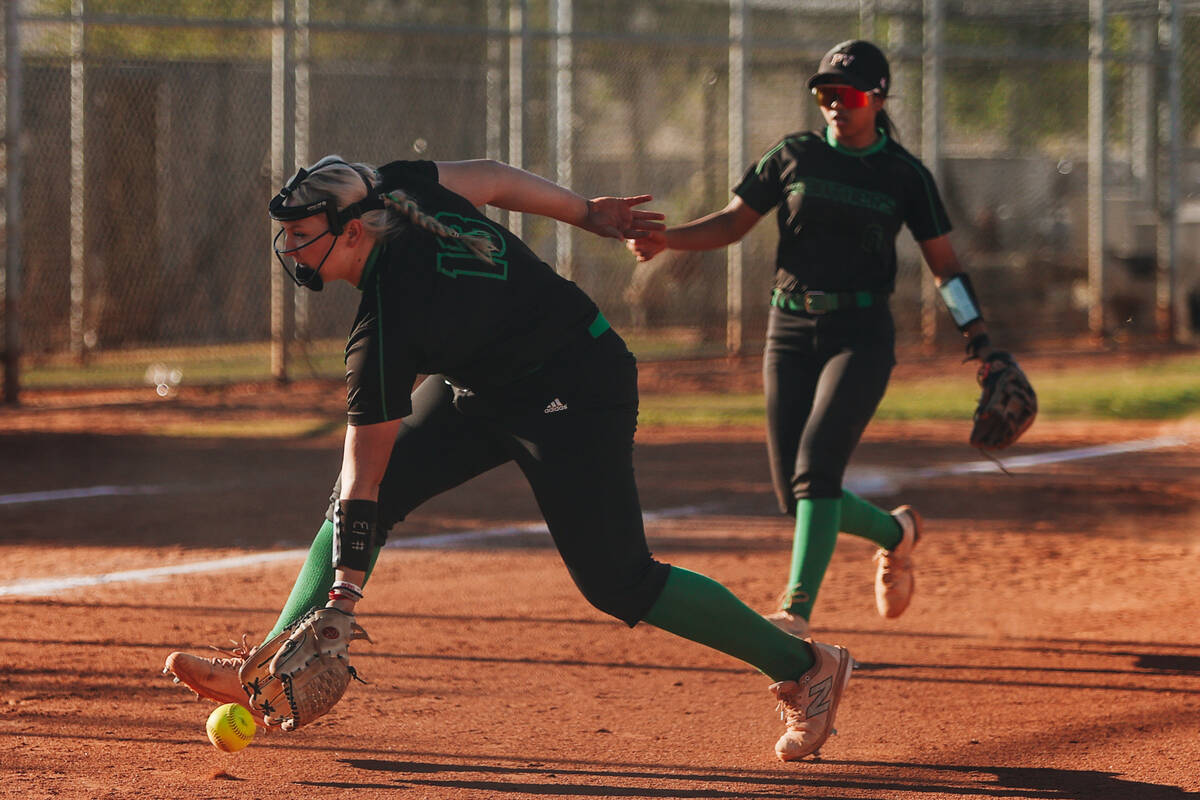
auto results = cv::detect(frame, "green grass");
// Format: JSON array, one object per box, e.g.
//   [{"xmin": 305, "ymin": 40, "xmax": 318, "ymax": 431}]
[
  {"xmin": 19, "ymin": 340, "xmax": 1200, "ymax": 429},
  {"xmin": 1031, "ymin": 357, "xmax": 1200, "ymax": 419},
  {"xmin": 21, "ymin": 334, "xmax": 725, "ymax": 389},
  {"xmin": 20, "ymin": 341, "xmax": 348, "ymax": 388},
  {"xmin": 638, "ymin": 352, "xmax": 1200, "ymax": 426},
  {"xmin": 637, "ymin": 392, "xmax": 766, "ymax": 426}
]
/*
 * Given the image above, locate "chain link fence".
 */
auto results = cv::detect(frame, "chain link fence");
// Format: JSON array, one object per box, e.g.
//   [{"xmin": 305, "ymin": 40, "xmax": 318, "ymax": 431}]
[{"xmin": 3, "ymin": 0, "xmax": 1199, "ymax": 397}]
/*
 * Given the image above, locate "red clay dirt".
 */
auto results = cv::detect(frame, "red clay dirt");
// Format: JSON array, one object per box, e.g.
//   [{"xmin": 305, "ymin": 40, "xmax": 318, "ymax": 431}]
[{"xmin": 0, "ymin": 352, "xmax": 1197, "ymax": 800}]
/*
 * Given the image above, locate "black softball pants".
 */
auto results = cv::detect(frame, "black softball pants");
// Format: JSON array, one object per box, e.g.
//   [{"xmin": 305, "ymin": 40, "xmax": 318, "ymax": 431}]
[
  {"xmin": 326, "ymin": 330, "xmax": 671, "ymax": 626},
  {"xmin": 763, "ymin": 304, "xmax": 896, "ymax": 514}
]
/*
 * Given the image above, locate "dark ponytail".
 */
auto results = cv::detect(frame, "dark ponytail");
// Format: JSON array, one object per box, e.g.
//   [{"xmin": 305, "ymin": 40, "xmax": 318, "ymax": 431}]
[{"xmin": 877, "ymin": 108, "xmax": 899, "ymax": 144}]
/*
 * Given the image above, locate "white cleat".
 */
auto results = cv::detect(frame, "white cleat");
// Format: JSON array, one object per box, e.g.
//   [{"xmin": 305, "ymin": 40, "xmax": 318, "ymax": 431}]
[
  {"xmin": 162, "ymin": 635, "xmax": 254, "ymax": 707},
  {"xmin": 770, "ymin": 640, "xmax": 855, "ymax": 761},
  {"xmin": 874, "ymin": 505, "xmax": 921, "ymax": 619}
]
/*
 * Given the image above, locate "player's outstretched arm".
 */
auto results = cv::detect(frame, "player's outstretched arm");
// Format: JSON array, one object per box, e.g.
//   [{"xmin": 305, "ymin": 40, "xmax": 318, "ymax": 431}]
[
  {"xmin": 434, "ymin": 158, "xmax": 664, "ymax": 240},
  {"xmin": 582, "ymin": 195, "xmax": 665, "ymax": 240},
  {"xmin": 626, "ymin": 196, "xmax": 762, "ymax": 262}
]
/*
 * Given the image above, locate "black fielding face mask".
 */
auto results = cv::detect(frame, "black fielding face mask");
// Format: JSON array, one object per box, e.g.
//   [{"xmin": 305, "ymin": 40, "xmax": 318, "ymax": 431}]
[
  {"xmin": 272, "ymin": 227, "xmax": 336, "ymax": 292},
  {"xmin": 268, "ymin": 161, "xmax": 386, "ymax": 291}
]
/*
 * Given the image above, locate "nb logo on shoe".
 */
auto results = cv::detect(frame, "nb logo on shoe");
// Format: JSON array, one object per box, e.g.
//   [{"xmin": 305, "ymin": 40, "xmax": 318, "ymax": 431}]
[
  {"xmin": 806, "ymin": 675, "xmax": 833, "ymax": 718},
  {"xmin": 543, "ymin": 398, "xmax": 568, "ymax": 414}
]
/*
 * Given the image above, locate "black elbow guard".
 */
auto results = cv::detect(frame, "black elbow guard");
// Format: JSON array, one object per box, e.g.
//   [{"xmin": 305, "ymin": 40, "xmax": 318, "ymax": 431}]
[{"xmin": 333, "ymin": 498, "xmax": 378, "ymax": 572}]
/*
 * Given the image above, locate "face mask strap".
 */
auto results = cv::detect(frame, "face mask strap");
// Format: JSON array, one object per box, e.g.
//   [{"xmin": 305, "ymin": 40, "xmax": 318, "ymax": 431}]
[{"xmin": 270, "ymin": 161, "xmax": 387, "ymax": 235}]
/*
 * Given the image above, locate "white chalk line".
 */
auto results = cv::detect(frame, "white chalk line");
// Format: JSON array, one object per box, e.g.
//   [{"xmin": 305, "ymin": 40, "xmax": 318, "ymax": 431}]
[
  {"xmin": 0, "ymin": 484, "xmax": 172, "ymax": 506},
  {"xmin": 849, "ymin": 434, "xmax": 1194, "ymax": 497},
  {"xmin": 0, "ymin": 551, "xmax": 307, "ymax": 598},
  {"xmin": 918, "ymin": 434, "xmax": 1192, "ymax": 476},
  {"xmin": 0, "ymin": 503, "xmax": 718, "ymax": 598},
  {"xmin": 0, "ymin": 434, "xmax": 1190, "ymax": 598}
]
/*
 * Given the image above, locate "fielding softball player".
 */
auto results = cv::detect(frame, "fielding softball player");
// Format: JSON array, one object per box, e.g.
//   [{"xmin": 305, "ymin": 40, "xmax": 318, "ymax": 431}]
[
  {"xmin": 164, "ymin": 155, "xmax": 858, "ymax": 761},
  {"xmin": 629, "ymin": 40, "xmax": 1035, "ymax": 638}
]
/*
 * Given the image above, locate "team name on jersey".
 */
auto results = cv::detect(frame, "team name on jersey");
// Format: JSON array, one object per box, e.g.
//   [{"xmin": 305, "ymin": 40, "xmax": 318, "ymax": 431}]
[{"xmin": 785, "ymin": 178, "xmax": 897, "ymax": 215}]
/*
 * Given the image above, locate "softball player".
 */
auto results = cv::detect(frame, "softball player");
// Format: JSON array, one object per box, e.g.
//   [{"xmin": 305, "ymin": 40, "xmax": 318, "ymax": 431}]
[
  {"xmin": 630, "ymin": 40, "xmax": 1006, "ymax": 637},
  {"xmin": 164, "ymin": 155, "xmax": 855, "ymax": 761}
]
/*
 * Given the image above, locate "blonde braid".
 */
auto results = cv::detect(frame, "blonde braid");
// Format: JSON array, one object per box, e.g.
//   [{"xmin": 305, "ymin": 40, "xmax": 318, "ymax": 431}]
[{"xmin": 382, "ymin": 190, "xmax": 497, "ymax": 266}]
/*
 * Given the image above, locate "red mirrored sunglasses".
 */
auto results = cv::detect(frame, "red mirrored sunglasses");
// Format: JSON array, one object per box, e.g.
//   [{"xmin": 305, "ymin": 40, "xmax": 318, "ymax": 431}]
[{"xmin": 811, "ymin": 85, "xmax": 874, "ymax": 109}]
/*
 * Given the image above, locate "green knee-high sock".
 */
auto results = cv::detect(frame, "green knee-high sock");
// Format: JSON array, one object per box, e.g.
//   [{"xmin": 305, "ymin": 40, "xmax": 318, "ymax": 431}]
[
  {"xmin": 643, "ymin": 566, "xmax": 813, "ymax": 681},
  {"xmin": 263, "ymin": 520, "xmax": 382, "ymax": 643},
  {"xmin": 839, "ymin": 490, "xmax": 902, "ymax": 549},
  {"xmin": 782, "ymin": 498, "xmax": 841, "ymax": 621}
]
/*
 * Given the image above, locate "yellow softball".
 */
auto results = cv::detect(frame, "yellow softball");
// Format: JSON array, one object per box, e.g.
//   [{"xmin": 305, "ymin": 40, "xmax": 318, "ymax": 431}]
[{"xmin": 205, "ymin": 703, "xmax": 256, "ymax": 753}]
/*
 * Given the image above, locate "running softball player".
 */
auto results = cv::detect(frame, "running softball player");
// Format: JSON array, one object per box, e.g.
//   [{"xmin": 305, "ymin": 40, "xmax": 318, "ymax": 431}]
[
  {"xmin": 164, "ymin": 155, "xmax": 855, "ymax": 761},
  {"xmin": 629, "ymin": 40, "xmax": 1030, "ymax": 637}
]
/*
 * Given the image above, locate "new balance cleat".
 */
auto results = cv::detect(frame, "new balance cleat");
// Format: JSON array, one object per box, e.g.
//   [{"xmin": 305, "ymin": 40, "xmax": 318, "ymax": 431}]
[
  {"xmin": 874, "ymin": 504, "xmax": 921, "ymax": 619},
  {"xmin": 163, "ymin": 635, "xmax": 253, "ymax": 708},
  {"xmin": 770, "ymin": 640, "xmax": 855, "ymax": 761}
]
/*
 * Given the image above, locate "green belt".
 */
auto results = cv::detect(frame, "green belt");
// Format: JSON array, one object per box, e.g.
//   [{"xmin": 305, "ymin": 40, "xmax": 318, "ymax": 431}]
[{"xmin": 771, "ymin": 288, "xmax": 888, "ymax": 315}]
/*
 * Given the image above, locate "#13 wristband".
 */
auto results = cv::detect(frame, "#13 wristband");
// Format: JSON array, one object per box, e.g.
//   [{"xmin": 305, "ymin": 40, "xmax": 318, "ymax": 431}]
[{"xmin": 332, "ymin": 498, "xmax": 377, "ymax": 572}]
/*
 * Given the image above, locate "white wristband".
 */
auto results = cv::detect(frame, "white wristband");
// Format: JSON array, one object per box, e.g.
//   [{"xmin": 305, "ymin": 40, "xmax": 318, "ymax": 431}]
[
  {"xmin": 938, "ymin": 274, "xmax": 982, "ymax": 329},
  {"xmin": 330, "ymin": 580, "xmax": 364, "ymax": 599}
]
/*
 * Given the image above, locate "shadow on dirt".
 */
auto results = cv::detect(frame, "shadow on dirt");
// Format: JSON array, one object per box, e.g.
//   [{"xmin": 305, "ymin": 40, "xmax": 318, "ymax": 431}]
[
  {"xmin": 853, "ymin": 658, "xmax": 1200, "ymax": 692},
  {"xmin": 1135, "ymin": 653, "xmax": 1200, "ymax": 674},
  {"xmin": 316, "ymin": 756, "xmax": 1198, "ymax": 799},
  {"xmin": 831, "ymin": 760, "xmax": 1200, "ymax": 800}
]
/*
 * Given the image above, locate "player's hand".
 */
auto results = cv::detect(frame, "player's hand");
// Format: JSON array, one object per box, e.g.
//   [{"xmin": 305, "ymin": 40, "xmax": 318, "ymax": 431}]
[
  {"xmin": 627, "ymin": 229, "xmax": 667, "ymax": 262},
  {"xmin": 583, "ymin": 195, "xmax": 665, "ymax": 240}
]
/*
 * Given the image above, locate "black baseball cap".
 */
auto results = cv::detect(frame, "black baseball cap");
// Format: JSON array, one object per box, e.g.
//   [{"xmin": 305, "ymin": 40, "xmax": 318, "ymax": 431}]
[{"xmin": 807, "ymin": 40, "xmax": 890, "ymax": 97}]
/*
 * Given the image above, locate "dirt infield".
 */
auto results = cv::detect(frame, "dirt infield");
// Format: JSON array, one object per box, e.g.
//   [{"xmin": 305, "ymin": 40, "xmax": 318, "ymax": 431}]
[{"xmin": 1, "ymin": 367, "xmax": 1198, "ymax": 800}]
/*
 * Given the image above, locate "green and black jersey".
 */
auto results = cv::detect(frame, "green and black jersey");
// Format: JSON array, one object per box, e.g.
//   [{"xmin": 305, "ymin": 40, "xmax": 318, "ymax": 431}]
[
  {"xmin": 734, "ymin": 127, "xmax": 951, "ymax": 294},
  {"xmin": 344, "ymin": 160, "xmax": 601, "ymax": 426}
]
